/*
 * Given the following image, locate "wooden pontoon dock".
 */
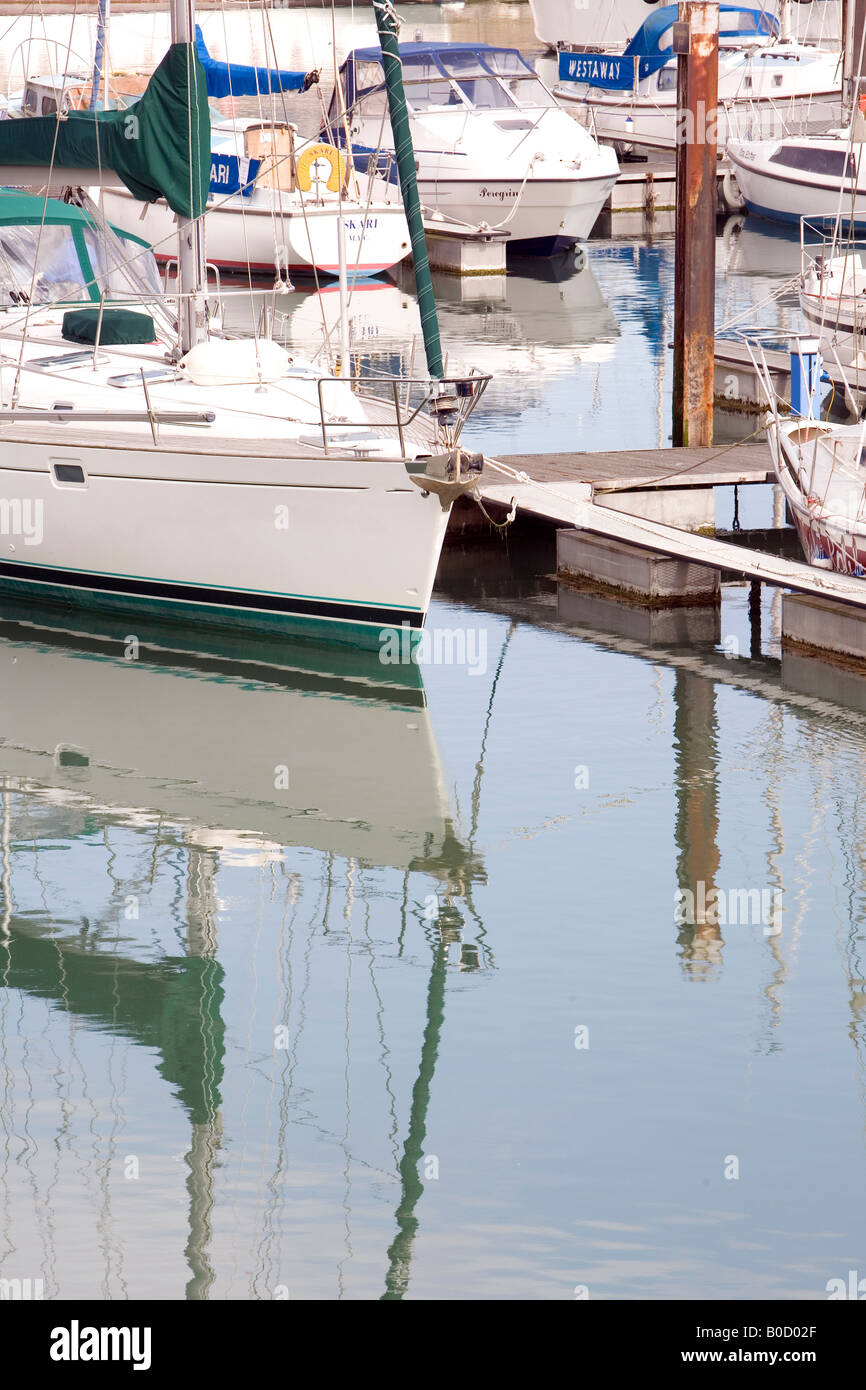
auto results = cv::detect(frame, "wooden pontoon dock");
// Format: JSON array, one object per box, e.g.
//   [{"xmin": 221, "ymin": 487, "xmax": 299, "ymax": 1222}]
[{"xmin": 466, "ymin": 443, "xmax": 866, "ymax": 668}]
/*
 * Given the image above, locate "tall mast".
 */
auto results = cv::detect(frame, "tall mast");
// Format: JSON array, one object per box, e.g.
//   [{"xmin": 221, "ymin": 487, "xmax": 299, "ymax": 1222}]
[
  {"xmin": 89, "ymin": 0, "xmax": 109, "ymax": 111},
  {"xmin": 170, "ymin": 0, "xmax": 207, "ymax": 354},
  {"xmin": 372, "ymin": 0, "xmax": 444, "ymax": 379}
]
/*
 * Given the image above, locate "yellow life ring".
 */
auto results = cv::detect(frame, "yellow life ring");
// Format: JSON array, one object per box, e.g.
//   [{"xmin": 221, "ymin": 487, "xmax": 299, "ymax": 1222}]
[{"xmin": 295, "ymin": 142, "xmax": 346, "ymax": 193}]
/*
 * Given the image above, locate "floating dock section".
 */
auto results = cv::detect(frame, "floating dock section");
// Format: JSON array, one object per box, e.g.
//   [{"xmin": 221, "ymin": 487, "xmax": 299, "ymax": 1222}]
[{"xmin": 467, "ymin": 447, "xmax": 866, "ymax": 658}]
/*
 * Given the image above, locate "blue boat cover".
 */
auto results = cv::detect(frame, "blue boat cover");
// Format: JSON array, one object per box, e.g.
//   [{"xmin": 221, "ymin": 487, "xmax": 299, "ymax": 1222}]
[
  {"xmin": 338, "ymin": 42, "xmax": 536, "ymax": 105},
  {"xmin": 195, "ymin": 25, "xmax": 307, "ymax": 99},
  {"xmin": 623, "ymin": 5, "xmax": 778, "ymax": 83}
]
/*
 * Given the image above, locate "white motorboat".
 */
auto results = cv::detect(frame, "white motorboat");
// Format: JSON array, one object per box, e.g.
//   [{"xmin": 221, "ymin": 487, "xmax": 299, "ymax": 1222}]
[
  {"xmin": 0, "ymin": 14, "xmax": 490, "ymax": 651},
  {"xmin": 553, "ymin": 4, "xmax": 842, "ymax": 153},
  {"xmin": 727, "ymin": 130, "xmax": 866, "ymax": 228},
  {"xmin": 327, "ymin": 41, "xmax": 620, "ymax": 255}
]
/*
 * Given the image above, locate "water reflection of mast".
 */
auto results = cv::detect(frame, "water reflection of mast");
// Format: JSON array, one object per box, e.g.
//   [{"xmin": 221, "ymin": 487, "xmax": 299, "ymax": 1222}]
[
  {"xmin": 673, "ymin": 672, "xmax": 723, "ymax": 977},
  {"xmin": 0, "ymin": 815, "xmax": 226, "ymax": 1299},
  {"xmin": 183, "ymin": 841, "xmax": 223, "ymax": 1301},
  {"xmin": 381, "ymin": 626, "xmax": 510, "ymax": 1298}
]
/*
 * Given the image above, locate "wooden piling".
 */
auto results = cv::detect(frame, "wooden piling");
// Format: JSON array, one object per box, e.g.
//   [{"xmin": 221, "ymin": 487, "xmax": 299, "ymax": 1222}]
[{"xmin": 672, "ymin": 1, "xmax": 719, "ymax": 449}]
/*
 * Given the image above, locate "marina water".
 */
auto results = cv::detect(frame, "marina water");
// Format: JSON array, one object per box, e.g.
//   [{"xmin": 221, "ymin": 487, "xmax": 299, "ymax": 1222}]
[{"xmin": 0, "ymin": 2, "xmax": 862, "ymax": 1302}]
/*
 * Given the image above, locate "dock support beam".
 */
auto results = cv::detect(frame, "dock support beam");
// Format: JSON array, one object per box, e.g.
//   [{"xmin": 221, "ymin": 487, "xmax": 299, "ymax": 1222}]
[{"xmin": 672, "ymin": 1, "xmax": 718, "ymax": 449}]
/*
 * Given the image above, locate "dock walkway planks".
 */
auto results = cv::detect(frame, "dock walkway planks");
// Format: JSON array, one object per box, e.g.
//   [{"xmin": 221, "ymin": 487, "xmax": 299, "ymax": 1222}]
[
  {"xmin": 477, "ymin": 444, "xmax": 866, "ymax": 608},
  {"xmin": 492, "ymin": 444, "xmax": 773, "ymax": 493}
]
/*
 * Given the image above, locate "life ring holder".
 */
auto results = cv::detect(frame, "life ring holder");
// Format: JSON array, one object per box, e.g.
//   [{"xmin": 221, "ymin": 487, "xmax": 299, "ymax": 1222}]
[{"xmin": 295, "ymin": 142, "xmax": 347, "ymax": 194}]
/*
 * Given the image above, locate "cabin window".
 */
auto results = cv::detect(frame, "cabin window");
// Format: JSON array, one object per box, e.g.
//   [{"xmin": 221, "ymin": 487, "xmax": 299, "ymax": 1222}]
[
  {"xmin": 0, "ymin": 224, "xmax": 90, "ymax": 304},
  {"xmin": 353, "ymin": 60, "xmax": 387, "ymax": 92},
  {"xmin": 657, "ymin": 66, "xmax": 677, "ymax": 93},
  {"xmin": 773, "ymin": 74, "xmax": 783, "ymax": 87},
  {"xmin": 41, "ymin": 96, "xmax": 58, "ymax": 116},
  {"xmin": 769, "ymin": 144, "xmax": 857, "ymax": 179},
  {"xmin": 83, "ymin": 228, "xmax": 163, "ymax": 299},
  {"xmin": 22, "ymin": 88, "xmax": 37, "ymax": 113}
]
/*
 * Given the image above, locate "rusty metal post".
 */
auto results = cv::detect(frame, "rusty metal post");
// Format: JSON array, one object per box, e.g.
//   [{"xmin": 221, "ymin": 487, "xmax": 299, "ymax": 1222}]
[
  {"xmin": 672, "ymin": 1, "xmax": 719, "ymax": 448},
  {"xmin": 844, "ymin": 0, "xmax": 866, "ymax": 111}
]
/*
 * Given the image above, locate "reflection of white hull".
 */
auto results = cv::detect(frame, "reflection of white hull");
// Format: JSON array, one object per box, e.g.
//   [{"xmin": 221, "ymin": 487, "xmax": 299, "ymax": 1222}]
[
  {"xmin": 101, "ymin": 185, "xmax": 412, "ymax": 276},
  {"xmin": 219, "ymin": 262, "xmax": 620, "ymax": 376},
  {"xmin": 721, "ymin": 215, "xmax": 803, "ymax": 277},
  {"xmin": 0, "ymin": 625, "xmax": 453, "ymax": 870}
]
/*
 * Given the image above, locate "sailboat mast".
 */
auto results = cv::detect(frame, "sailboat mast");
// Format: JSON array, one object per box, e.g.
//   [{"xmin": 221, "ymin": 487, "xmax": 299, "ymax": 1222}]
[
  {"xmin": 372, "ymin": 0, "xmax": 444, "ymax": 379},
  {"xmin": 89, "ymin": 0, "xmax": 109, "ymax": 111},
  {"xmin": 170, "ymin": 0, "xmax": 207, "ymax": 354}
]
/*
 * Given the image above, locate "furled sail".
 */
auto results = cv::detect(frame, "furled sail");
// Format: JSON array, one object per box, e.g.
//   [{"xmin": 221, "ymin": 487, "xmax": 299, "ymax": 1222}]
[
  {"xmin": 194, "ymin": 25, "xmax": 307, "ymax": 98},
  {"xmin": 0, "ymin": 43, "xmax": 209, "ymax": 219}
]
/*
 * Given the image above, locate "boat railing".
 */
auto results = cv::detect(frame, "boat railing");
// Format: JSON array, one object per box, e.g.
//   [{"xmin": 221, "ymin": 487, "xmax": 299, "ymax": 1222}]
[
  {"xmin": 315, "ymin": 372, "xmax": 491, "ymax": 455},
  {"xmin": 722, "ymin": 94, "xmax": 845, "ymax": 144},
  {"xmin": 571, "ymin": 100, "xmax": 600, "ymax": 141}
]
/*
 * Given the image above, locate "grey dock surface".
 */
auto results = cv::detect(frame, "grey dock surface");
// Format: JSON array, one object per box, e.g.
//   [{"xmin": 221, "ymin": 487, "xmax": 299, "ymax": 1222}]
[{"xmin": 492, "ymin": 444, "xmax": 773, "ymax": 492}]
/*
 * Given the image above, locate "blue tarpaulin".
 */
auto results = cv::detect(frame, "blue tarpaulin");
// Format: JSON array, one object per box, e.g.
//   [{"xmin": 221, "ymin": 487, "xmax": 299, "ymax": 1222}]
[{"xmin": 195, "ymin": 26, "xmax": 307, "ymax": 99}]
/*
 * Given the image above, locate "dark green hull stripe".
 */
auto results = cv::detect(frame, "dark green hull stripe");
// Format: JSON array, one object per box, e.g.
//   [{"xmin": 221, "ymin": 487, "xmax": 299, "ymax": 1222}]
[{"xmin": 0, "ymin": 559, "xmax": 423, "ymax": 632}]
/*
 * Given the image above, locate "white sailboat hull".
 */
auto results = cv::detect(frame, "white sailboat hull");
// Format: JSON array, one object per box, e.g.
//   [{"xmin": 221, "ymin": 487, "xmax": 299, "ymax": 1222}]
[
  {"xmin": 100, "ymin": 185, "xmax": 412, "ymax": 276},
  {"xmin": 571, "ymin": 91, "xmax": 842, "ymax": 153},
  {"xmin": 0, "ymin": 439, "xmax": 453, "ymax": 644},
  {"xmin": 0, "ymin": 438, "xmax": 449, "ymax": 646}
]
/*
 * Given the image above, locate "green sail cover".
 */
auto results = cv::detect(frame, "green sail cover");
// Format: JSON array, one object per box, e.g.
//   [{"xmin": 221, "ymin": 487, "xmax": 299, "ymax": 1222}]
[{"xmin": 0, "ymin": 44, "xmax": 209, "ymax": 219}]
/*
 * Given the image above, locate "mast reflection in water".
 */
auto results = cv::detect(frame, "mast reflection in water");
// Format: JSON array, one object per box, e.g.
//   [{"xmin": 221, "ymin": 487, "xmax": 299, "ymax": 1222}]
[{"xmin": 0, "ymin": 610, "xmax": 487, "ymax": 1300}]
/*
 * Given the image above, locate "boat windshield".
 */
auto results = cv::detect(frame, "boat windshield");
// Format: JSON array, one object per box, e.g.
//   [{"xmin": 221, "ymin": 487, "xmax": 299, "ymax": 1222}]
[
  {"xmin": 349, "ymin": 46, "xmax": 555, "ymax": 115},
  {"xmin": 404, "ymin": 78, "xmax": 466, "ymax": 111},
  {"xmin": 451, "ymin": 76, "xmax": 516, "ymax": 110}
]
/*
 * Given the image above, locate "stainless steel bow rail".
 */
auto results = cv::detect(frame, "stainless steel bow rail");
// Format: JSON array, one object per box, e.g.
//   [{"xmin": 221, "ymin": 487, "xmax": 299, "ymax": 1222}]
[{"xmin": 314, "ymin": 371, "xmax": 492, "ymax": 454}]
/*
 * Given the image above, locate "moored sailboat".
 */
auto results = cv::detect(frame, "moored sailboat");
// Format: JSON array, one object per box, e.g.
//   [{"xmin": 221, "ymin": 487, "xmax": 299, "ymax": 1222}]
[{"xmin": 0, "ymin": 0, "xmax": 489, "ymax": 650}]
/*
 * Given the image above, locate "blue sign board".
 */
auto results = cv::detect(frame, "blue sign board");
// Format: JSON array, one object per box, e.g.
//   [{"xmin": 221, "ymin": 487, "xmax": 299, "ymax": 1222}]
[
  {"xmin": 209, "ymin": 153, "xmax": 261, "ymax": 199},
  {"xmin": 558, "ymin": 51, "xmax": 636, "ymax": 91}
]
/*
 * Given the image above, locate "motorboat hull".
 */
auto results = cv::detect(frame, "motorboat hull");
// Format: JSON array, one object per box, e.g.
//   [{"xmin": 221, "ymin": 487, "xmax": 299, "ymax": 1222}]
[
  {"xmin": 728, "ymin": 140, "xmax": 866, "ymax": 230},
  {"xmin": 416, "ymin": 171, "xmax": 618, "ymax": 246}
]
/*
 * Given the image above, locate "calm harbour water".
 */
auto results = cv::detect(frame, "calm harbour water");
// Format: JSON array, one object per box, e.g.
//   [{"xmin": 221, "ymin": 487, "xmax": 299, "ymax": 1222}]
[{"xmin": 2, "ymin": 4, "xmax": 865, "ymax": 1304}]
